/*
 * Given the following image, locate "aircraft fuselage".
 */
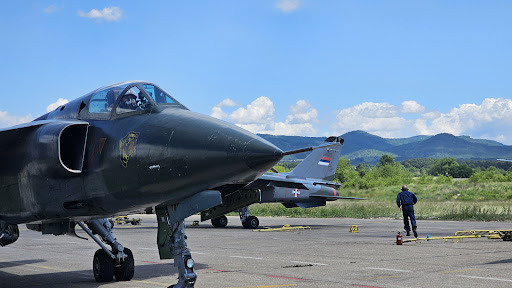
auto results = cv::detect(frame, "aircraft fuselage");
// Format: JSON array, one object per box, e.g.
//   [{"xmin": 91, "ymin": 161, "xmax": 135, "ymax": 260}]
[{"xmin": 0, "ymin": 81, "xmax": 282, "ymax": 225}]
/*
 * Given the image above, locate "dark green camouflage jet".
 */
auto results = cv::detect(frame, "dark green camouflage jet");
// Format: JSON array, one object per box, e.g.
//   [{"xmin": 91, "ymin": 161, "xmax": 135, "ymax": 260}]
[{"xmin": 0, "ymin": 81, "xmax": 284, "ymax": 288}]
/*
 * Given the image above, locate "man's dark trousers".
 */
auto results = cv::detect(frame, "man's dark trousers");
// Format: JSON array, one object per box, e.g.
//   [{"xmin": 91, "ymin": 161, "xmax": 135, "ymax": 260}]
[{"xmin": 402, "ymin": 204, "xmax": 417, "ymax": 232}]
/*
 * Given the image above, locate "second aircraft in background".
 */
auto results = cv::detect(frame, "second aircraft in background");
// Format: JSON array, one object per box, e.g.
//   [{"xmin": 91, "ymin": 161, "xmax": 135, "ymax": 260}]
[{"xmin": 201, "ymin": 136, "xmax": 366, "ymax": 229}]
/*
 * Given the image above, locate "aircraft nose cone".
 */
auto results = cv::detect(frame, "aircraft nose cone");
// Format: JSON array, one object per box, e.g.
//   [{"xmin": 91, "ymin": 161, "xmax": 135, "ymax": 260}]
[
  {"xmin": 144, "ymin": 109, "xmax": 285, "ymax": 194},
  {"xmin": 243, "ymin": 138, "xmax": 283, "ymax": 172}
]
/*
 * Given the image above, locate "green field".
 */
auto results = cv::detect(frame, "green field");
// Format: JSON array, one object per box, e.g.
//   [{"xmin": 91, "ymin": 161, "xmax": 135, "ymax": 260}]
[{"xmin": 246, "ymin": 182, "xmax": 512, "ymax": 221}]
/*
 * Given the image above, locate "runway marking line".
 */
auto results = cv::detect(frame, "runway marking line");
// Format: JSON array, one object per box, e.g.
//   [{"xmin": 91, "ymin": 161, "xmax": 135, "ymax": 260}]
[
  {"xmin": 459, "ymin": 275, "xmax": 512, "ymax": 282},
  {"xmin": 350, "ymin": 285, "xmax": 383, "ymax": 288},
  {"xmin": 205, "ymin": 268, "xmax": 233, "ymax": 272},
  {"xmin": 26, "ymin": 263, "xmax": 67, "ymax": 272},
  {"xmin": 227, "ymin": 284, "xmax": 296, "ymax": 288},
  {"xmin": 140, "ymin": 260, "xmax": 168, "ymax": 265},
  {"xmin": 355, "ymin": 275, "xmax": 401, "ymax": 281},
  {"xmin": 133, "ymin": 280, "xmax": 169, "ymax": 286},
  {"xmin": 440, "ymin": 269, "xmax": 480, "ymax": 274},
  {"xmin": 230, "ymin": 256, "xmax": 263, "ymax": 260},
  {"xmin": 266, "ymin": 275, "xmax": 309, "ymax": 281},
  {"xmin": 365, "ymin": 267, "xmax": 411, "ymax": 273}
]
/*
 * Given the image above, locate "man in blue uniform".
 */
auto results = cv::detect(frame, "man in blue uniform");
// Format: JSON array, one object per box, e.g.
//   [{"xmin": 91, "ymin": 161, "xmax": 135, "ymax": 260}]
[{"xmin": 396, "ymin": 185, "xmax": 418, "ymax": 237}]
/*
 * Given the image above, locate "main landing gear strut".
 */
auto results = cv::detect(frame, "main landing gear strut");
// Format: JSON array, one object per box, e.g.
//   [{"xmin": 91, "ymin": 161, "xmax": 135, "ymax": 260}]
[
  {"xmin": 78, "ymin": 219, "xmax": 134, "ymax": 282},
  {"xmin": 238, "ymin": 206, "xmax": 259, "ymax": 229},
  {"xmin": 164, "ymin": 205, "xmax": 197, "ymax": 288},
  {"xmin": 156, "ymin": 190, "xmax": 223, "ymax": 288}
]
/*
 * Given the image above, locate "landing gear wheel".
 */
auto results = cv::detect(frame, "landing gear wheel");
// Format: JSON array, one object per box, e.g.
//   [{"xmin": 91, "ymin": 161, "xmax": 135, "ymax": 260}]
[
  {"xmin": 93, "ymin": 249, "xmax": 115, "ymax": 282},
  {"xmin": 211, "ymin": 216, "xmax": 228, "ymax": 228},
  {"xmin": 114, "ymin": 248, "xmax": 134, "ymax": 281},
  {"xmin": 242, "ymin": 216, "xmax": 259, "ymax": 229}
]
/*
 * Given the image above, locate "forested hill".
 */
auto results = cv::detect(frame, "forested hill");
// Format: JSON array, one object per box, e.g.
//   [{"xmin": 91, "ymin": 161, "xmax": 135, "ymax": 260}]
[{"xmin": 258, "ymin": 130, "xmax": 512, "ymax": 165}]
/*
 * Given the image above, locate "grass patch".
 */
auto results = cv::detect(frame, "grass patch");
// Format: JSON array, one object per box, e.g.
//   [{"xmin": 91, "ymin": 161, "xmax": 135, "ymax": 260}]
[
  {"xmin": 247, "ymin": 201, "xmax": 512, "ymax": 221},
  {"xmin": 227, "ymin": 182, "xmax": 512, "ymax": 221}
]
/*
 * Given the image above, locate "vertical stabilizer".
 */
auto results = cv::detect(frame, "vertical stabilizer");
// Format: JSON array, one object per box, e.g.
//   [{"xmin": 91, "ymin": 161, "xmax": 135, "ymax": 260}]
[{"xmin": 288, "ymin": 136, "xmax": 343, "ymax": 181}]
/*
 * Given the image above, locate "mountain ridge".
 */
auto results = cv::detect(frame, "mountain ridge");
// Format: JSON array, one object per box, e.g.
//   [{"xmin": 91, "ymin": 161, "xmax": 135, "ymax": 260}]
[{"xmin": 258, "ymin": 131, "xmax": 512, "ymax": 165}]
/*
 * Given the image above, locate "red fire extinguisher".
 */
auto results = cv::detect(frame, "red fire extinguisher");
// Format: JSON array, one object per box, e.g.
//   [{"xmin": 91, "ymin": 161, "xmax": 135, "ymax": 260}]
[{"xmin": 396, "ymin": 232, "xmax": 403, "ymax": 245}]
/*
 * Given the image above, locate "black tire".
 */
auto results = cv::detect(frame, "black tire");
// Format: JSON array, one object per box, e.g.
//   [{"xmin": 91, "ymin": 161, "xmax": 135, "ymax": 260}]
[
  {"xmin": 242, "ymin": 216, "xmax": 259, "ymax": 229},
  {"xmin": 217, "ymin": 216, "xmax": 228, "ymax": 227},
  {"xmin": 211, "ymin": 216, "xmax": 228, "ymax": 228},
  {"xmin": 93, "ymin": 249, "xmax": 115, "ymax": 282},
  {"xmin": 114, "ymin": 248, "xmax": 134, "ymax": 281}
]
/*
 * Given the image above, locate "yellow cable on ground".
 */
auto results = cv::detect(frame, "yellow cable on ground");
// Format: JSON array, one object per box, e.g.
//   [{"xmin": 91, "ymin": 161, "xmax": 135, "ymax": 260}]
[
  {"xmin": 253, "ymin": 224, "xmax": 311, "ymax": 232},
  {"xmin": 403, "ymin": 229, "xmax": 512, "ymax": 243}
]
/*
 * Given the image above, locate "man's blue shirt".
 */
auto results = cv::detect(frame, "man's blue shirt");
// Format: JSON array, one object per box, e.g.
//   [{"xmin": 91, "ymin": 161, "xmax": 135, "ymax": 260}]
[{"xmin": 396, "ymin": 190, "xmax": 417, "ymax": 207}]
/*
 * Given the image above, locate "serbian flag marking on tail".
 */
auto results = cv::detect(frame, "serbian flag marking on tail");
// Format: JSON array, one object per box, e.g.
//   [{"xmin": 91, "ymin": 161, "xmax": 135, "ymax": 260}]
[{"xmin": 318, "ymin": 157, "xmax": 331, "ymax": 166}]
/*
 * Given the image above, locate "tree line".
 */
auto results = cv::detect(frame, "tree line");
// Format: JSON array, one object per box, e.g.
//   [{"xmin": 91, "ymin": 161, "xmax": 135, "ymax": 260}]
[{"xmin": 331, "ymin": 155, "xmax": 512, "ymax": 189}]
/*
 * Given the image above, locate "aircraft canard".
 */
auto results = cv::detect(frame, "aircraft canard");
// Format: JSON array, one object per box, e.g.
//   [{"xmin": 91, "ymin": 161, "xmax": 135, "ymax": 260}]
[{"xmin": 0, "ymin": 81, "xmax": 284, "ymax": 287}]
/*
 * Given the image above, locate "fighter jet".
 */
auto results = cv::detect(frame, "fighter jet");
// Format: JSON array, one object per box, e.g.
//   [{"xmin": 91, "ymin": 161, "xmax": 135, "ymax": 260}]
[
  {"xmin": 0, "ymin": 81, "xmax": 285, "ymax": 288},
  {"xmin": 201, "ymin": 136, "xmax": 366, "ymax": 229}
]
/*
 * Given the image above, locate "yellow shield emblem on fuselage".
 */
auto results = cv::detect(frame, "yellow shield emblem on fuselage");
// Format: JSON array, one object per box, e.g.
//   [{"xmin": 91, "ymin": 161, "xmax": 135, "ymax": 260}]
[{"xmin": 119, "ymin": 132, "xmax": 140, "ymax": 168}]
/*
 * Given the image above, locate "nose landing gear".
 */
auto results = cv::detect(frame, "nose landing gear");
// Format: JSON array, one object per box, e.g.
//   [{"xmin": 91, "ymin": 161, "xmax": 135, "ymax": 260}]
[{"xmin": 78, "ymin": 219, "xmax": 134, "ymax": 282}]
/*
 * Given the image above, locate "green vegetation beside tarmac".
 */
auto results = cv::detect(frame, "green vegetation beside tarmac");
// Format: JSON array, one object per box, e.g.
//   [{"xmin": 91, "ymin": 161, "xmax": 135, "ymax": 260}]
[
  {"xmin": 247, "ymin": 155, "xmax": 512, "ymax": 222},
  {"xmin": 248, "ymin": 198, "xmax": 512, "ymax": 222}
]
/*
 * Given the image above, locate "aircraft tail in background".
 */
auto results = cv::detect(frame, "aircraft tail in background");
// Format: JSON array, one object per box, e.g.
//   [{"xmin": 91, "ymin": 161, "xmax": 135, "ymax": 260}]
[{"xmin": 288, "ymin": 136, "xmax": 343, "ymax": 181}]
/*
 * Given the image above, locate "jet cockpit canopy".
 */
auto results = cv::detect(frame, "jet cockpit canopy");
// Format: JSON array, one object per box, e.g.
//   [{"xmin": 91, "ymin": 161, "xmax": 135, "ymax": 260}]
[
  {"xmin": 39, "ymin": 81, "xmax": 188, "ymax": 121},
  {"xmin": 88, "ymin": 81, "xmax": 187, "ymax": 116}
]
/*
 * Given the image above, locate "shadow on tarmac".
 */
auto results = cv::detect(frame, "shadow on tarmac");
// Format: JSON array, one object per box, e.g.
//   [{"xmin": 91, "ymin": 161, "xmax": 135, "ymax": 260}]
[{"xmin": 0, "ymin": 260, "xmax": 209, "ymax": 288}]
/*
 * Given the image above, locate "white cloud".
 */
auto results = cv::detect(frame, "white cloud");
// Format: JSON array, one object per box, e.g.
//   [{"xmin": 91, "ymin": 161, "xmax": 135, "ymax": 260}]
[
  {"xmin": 210, "ymin": 106, "xmax": 227, "ymax": 120},
  {"xmin": 44, "ymin": 4, "xmax": 60, "ymax": 14},
  {"xmin": 209, "ymin": 96, "xmax": 512, "ymax": 144},
  {"xmin": 421, "ymin": 111, "xmax": 442, "ymax": 120},
  {"xmin": 236, "ymin": 122, "xmax": 317, "ymax": 136},
  {"xmin": 274, "ymin": 0, "xmax": 302, "ymax": 13},
  {"xmin": 217, "ymin": 98, "xmax": 237, "ymax": 107},
  {"xmin": 413, "ymin": 98, "xmax": 512, "ymax": 138},
  {"xmin": 78, "ymin": 7, "xmax": 122, "ymax": 22},
  {"xmin": 0, "ymin": 111, "xmax": 33, "ymax": 128},
  {"xmin": 401, "ymin": 100, "xmax": 425, "ymax": 114},
  {"xmin": 332, "ymin": 102, "xmax": 410, "ymax": 138},
  {"xmin": 211, "ymin": 98, "xmax": 238, "ymax": 119},
  {"xmin": 229, "ymin": 96, "xmax": 275, "ymax": 124},
  {"xmin": 286, "ymin": 100, "xmax": 318, "ymax": 124},
  {"xmin": 46, "ymin": 98, "xmax": 69, "ymax": 112},
  {"xmin": 211, "ymin": 96, "xmax": 318, "ymax": 136},
  {"xmin": 272, "ymin": 122, "xmax": 317, "ymax": 135}
]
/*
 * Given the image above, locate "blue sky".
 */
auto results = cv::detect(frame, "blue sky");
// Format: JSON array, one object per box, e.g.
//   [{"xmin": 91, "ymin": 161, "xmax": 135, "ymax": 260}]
[{"xmin": 2, "ymin": 1, "xmax": 512, "ymax": 143}]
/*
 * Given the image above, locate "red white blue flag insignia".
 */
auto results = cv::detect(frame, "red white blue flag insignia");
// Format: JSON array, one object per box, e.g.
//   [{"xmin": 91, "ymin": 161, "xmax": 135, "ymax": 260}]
[{"xmin": 318, "ymin": 156, "xmax": 331, "ymax": 166}]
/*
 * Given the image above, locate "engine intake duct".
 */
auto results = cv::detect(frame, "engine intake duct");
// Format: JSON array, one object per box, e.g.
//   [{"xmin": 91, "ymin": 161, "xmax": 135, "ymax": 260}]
[{"xmin": 30, "ymin": 121, "xmax": 89, "ymax": 176}]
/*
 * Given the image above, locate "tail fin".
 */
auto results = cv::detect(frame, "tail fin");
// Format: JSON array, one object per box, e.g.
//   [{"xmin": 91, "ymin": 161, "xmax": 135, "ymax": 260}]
[{"xmin": 288, "ymin": 136, "xmax": 343, "ymax": 181}]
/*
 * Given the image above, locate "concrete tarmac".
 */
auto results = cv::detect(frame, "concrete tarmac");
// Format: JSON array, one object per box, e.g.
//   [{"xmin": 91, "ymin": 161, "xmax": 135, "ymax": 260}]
[{"xmin": 1, "ymin": 214, "xmax": 512, "ymax": 288}]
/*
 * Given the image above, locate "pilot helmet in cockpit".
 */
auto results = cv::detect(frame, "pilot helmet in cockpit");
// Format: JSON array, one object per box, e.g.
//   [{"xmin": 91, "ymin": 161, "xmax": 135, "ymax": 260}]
[{"xmin": 119, "ymin": 94, "xmax": 138, "ymax": 110}]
